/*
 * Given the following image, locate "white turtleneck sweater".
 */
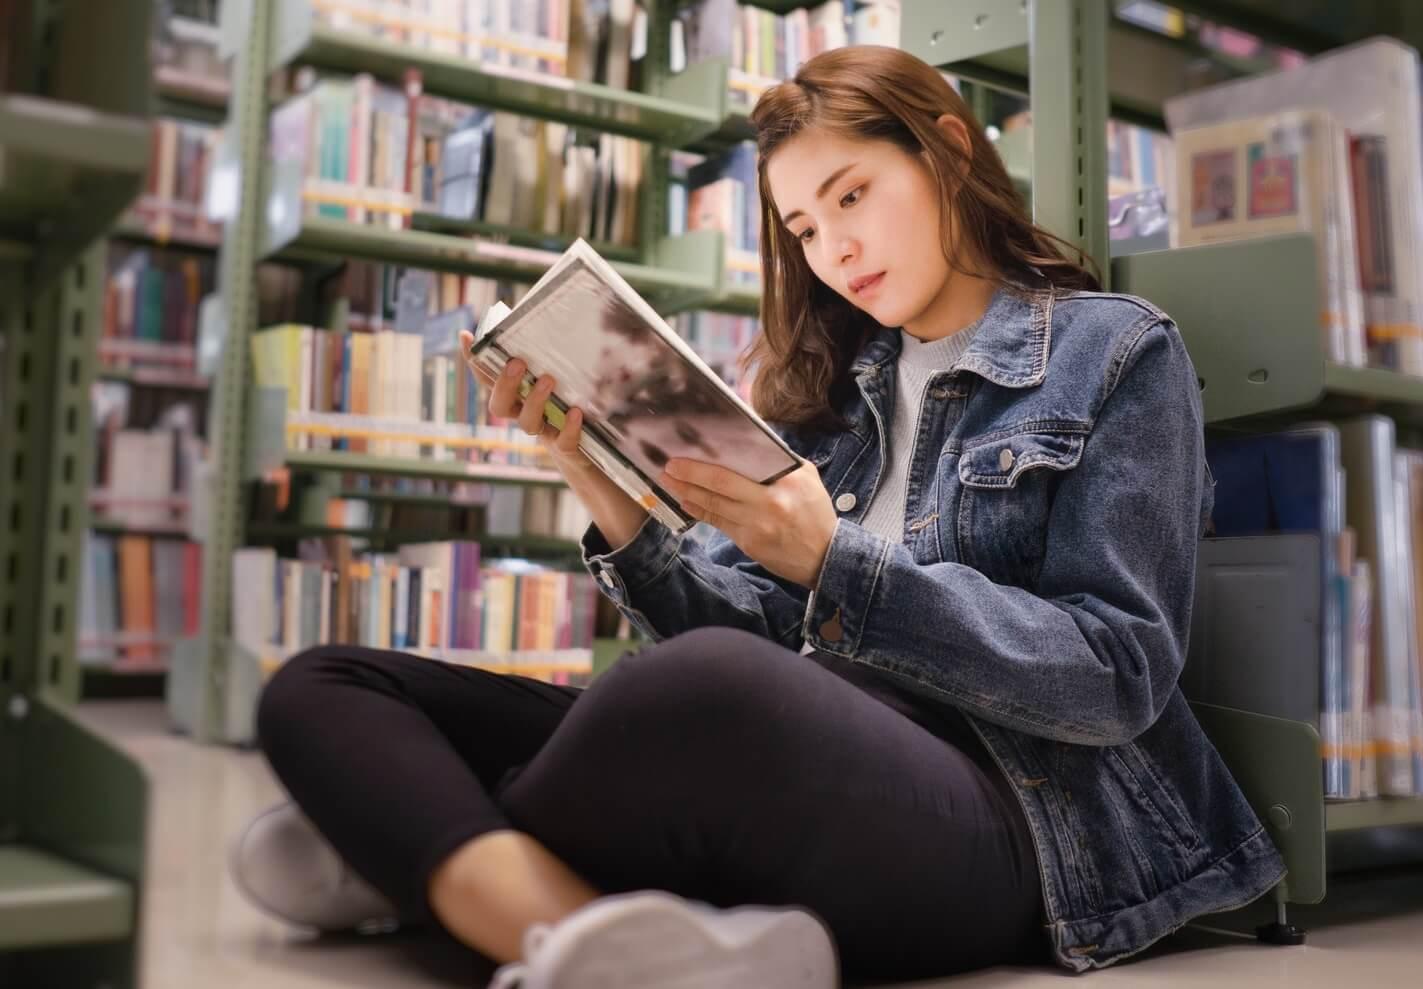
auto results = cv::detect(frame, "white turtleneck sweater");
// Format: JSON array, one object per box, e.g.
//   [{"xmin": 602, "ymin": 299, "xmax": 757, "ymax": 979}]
[{"xmin": 799, "ymin": 320, "xmax": 980, "ymax": 654}]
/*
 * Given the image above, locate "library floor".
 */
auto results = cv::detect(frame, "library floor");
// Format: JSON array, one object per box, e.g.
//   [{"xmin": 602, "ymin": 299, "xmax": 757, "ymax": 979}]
[{"xmin": 77, "ymin": 699, "xmax": 1423, "ymax": 988}]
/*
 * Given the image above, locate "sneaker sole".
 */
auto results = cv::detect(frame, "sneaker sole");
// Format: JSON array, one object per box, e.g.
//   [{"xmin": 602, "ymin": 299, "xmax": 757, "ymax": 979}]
[{"xmin": 530, "ymin": 891, "xmax": 839, "ymax": 989}]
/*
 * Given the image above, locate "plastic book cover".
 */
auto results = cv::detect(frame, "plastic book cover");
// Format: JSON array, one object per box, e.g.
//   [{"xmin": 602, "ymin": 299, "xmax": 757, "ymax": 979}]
[
  {"xmin": 1173, "ymin": 109, "xmax": 1366, "ymax": 368},
  {"xmin": 1166, "ymin": 38, "xmax": 1423, "ymax": 374},
  {"xmin": 470, "ymin": 238, "xmax": 800, "ymax": 534},
  {"xmin": 1338, "ymin": 415, "xmax": 1416, "ymax": 796}
]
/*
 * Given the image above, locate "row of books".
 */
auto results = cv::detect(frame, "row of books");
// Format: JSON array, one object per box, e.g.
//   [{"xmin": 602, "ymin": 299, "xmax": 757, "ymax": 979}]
[
  {"xmin": 125, "ymin": 118, "xmax": 223, "ymax": 246},
  {"xmin": 231, "ymin": 541, "xmax": 600, "ymax": 660},
  {"xmin": 313, "ymin": 0, "xmax": 577, "ymax": 78},
  {"xmin": 669, "ymin": 309, "xmax": 758, "ymax": 397},
  {"xmin": 1203, "ymin": 416, "xmax": 1423, "ymax": 799},
  {"xmin": 676, "ymin": 143, "xmax": 759, "ymax": 287},
  {"xmin": 254, "ymin": 481, "xmax": 592, "ymax": 546},
  {"xmin": 1166, "ymin": 38, "xmax": 1423, "ymax": 376},
  {"xmin": 675, "ymin": 0, "xmax": 899, "ymax": 108},
  {"xmin": 268, "ymin": 73, "xmax": 646, "ymax": 247},
  {"xmin": 249, "ymin": 322, "xmax": 566, "ymax": 476},
  {"xmin": 77, "ymin": 533, "xmax": 202, "ymax": 669},
  {"xmin": 298, "ymin": 470, "xmax": 593, "ymax": 536},
  {"xmin": 102, "ymin": 243, "xmax": 217, "ymax": 372},
  {"xmin": 1105, "ymin": 119, "xmax": 1172, "ymax": 200},
  {"xmin": 91, "ymin": 382, "xmax": 206, "ymax": 533}
]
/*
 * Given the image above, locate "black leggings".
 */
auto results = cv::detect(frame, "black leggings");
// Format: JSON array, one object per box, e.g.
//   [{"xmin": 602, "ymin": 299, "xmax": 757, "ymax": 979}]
[{"xmin": 257, "ymin": 626, "xmax": 1048, "ymax": 983}]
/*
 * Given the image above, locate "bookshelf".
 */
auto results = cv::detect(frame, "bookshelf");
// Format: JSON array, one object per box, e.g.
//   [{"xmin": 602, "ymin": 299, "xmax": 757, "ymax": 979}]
[
  {"xmin": 900, "ymin": 0, "xmax": 1423, "ymax": 944},
  {"xmin": 177, "ymin": 0, "xmax": 758, "ymax": 745},
  {"xmin": 0, "ymin": 1, "xmax": 154, "ymax": 982},
  {"xmin": 80, "ymin": 12, "xmax": 230, "ymax": 693}
]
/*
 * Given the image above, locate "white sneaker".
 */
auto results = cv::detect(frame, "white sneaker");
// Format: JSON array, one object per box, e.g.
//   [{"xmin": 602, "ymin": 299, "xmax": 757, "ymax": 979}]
[
  {"xmin": 487, "ymin": 890, "xmax": 838, "ymax": 989},
  {"xmin": 229, "ymin": 801, "xmax": 399, "ymax": 933}
]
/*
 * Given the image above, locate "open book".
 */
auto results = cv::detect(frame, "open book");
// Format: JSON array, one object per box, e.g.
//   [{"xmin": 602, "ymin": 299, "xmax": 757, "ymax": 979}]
[{"xmin": 469, "ymin": 239, "xmax": 801, "ymax": 534}]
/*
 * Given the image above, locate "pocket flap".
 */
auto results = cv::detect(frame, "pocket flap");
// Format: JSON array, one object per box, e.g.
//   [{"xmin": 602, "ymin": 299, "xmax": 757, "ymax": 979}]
[{"xmin": 959, "ymin": 429, "xmax": 1086, "ymax": 489}]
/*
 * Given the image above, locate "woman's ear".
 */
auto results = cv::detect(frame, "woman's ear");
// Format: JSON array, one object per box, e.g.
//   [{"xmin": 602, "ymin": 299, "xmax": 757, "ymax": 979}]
[{"xmin": 933, "ymin": 112, "xmax": 973, "ymax": 177}]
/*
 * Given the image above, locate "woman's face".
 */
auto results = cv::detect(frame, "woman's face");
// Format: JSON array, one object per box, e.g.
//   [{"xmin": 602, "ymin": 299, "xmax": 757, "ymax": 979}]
[{"xmin": 765, "ymin": 127, "xmax": 953, "ymax": 332}]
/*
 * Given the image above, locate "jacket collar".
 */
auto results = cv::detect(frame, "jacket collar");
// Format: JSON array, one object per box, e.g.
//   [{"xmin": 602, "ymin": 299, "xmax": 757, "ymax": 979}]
[{"xmin": 849, "ymin": 284, "xmax": 1053, "ymax": 389}]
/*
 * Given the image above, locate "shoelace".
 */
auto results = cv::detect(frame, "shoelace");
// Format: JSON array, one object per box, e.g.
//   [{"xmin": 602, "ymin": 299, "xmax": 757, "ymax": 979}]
[{"xmin": 486, "ymin": 924, "xmax": 553, "ymax": 989}]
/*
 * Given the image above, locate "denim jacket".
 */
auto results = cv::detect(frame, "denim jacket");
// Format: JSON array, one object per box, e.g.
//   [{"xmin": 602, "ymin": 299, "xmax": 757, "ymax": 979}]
[{"xmin": 580, "ymin": 286, "xmax": 1286, "ymax": 971}]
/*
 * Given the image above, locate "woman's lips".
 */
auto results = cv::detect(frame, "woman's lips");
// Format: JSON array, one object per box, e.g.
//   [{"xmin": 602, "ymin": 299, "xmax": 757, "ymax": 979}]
[{"xmin": 850, "ymin": 271, "xmax": 885, "ymax": 297}]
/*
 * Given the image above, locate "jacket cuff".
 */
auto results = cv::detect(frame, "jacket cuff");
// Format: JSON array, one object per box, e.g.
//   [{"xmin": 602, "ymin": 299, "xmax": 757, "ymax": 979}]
[
  {"xmin": 801, "ymin": 518, "xmax": 889, "ymax": 656},
  {"xmin": 580, "ymin": 515, "xmax": 679, "ymax": 605}
]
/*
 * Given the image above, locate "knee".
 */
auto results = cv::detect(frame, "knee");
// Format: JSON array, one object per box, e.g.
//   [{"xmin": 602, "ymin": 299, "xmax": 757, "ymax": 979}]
[
  {"xmin": 590, "ymin": 626, "xmax": 788, "ymax": 731},
  {"xmin": 255, "ymin": 645, "xmax": 363, "ymax": 762}
]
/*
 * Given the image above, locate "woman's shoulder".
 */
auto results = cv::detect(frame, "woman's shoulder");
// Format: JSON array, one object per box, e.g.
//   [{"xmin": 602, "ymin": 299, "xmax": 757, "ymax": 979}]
[
  {"xmin": 1051, "ymin": 288, "xmax": 1173, "ymax": 333},
  {"xmin": 1048, "ymin": 288, "xmax": 1182, "ymax": 369}
]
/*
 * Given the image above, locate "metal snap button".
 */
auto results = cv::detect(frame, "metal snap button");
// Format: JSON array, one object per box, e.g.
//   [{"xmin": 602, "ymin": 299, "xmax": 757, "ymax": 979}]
[
  {"xmin": 834, "ymin": 492, "xmax": 857, "ymax": 512},
  {"xmin": 819, "ymin": 608, "xmax": 844, "ymax": 642},
  {"xmin": 999, "ymin": 447, "xmax": 1015, "ymax": 471}
]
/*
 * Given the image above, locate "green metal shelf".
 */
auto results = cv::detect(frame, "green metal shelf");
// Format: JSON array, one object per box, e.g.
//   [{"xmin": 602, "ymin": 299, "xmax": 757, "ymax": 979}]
[
  {"xmin": 268, "ymin": 0, "xmax": 725, "ymax": 145},
  {"xmin": 677, "ymin": 283, "xmax": 760, "ymax": 318},
  {"xmin": 1165, "ymin": 0, "xmax": 1423, "ymax": 55},
  {"xmin": 0, "ymin": 94, "xmax": 150, "ymax": 281},
  {"xmin": 1112, "ymin": 233, "xmax": 1423, "ymax": 430},
  {"xmin": 410, "ymin": 212, "xmax": 641, "ymax": 263},
  {"xmin": 283, "ymin": 450, "xmax": 569, "ymax": 486},
  {"xmin": 0, "ymin": 845, "xmax": 134, "ymax": 950},
  {"xmin": 94, "ymin": 365, "xmax": 212, "ymax": 389},
  {"xmin": 1326, "ymin": 797, "xmax": 1423, "ymax": 832},
  {"xmin": 153, "ymin": 64, "xmax": 231, "ymax": 124},
  {"xmin": 266, "ymin": 216, "xmax": 721, "ymax": 305},
  {"xmin": 90, "ymin": 518, "xmax": 192, "ymax": 538},
  {"xmin": 246, "ymin": 522, "xmax": 581, "ymax": 557},
  {"xmin": 112, "ymin": 214, "xmax": 223, "ymax": 254}
]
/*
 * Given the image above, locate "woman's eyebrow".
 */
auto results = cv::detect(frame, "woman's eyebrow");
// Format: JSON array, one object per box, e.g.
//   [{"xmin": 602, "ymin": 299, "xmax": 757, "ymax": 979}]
[{"xmin": 780, "ymin": 162, "xmax": 858, "ymax": 224}]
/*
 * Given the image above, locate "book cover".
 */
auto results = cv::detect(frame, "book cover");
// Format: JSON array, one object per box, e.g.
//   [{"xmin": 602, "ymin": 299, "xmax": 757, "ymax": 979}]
[{"xmin": 469, "ymin": 239, "xmax": 800, "ymax": 534}]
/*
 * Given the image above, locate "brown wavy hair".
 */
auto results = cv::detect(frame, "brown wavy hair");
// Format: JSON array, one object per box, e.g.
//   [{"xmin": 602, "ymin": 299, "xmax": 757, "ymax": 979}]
[{"xmin": 742, "ymin": 45, "xmax": 1101, "ymax": 431}]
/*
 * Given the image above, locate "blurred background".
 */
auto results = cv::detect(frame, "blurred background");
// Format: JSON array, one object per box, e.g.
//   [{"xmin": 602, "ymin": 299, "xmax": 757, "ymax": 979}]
[{"xmin": 2, "ymin": 1, "xmax": 1423, "ymax": 986}]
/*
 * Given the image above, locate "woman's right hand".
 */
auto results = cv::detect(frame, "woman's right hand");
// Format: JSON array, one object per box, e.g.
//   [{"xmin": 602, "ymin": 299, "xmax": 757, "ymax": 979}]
[{"xmin": 458, "ymin": 329, "xmax": 598, "ymax": 481}]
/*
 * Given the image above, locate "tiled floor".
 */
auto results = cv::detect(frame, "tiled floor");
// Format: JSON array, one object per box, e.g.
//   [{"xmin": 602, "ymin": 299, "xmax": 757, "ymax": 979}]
[{"xmin": 78, "ymin": 699, "xmax": 1423, "ymax": 988}]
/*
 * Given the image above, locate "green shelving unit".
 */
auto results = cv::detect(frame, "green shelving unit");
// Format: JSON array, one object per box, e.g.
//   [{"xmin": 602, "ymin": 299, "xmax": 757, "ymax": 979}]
[
  {"xmin": 901, "ymin": 0, "xmax": 1423, "ymax": 942},
  {"xmin": 0, "ymin": 2, "xmax": 154, "ymax": 983}
]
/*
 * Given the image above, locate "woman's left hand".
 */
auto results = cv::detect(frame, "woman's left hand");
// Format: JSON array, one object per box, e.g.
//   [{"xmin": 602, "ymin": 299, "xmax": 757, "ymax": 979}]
[{"xmin": 659, "ymin": 458, "xmax": 839, "ymax": 589}]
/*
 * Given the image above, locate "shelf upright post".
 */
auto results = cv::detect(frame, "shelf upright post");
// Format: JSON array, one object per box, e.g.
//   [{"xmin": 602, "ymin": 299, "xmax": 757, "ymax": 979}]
[
  {"xmin": 189, "ymin": 0, "xmax": 275, "ymax": 743},
  {"xmin": 0, "ymin": 246, "xmax": 103, "ymax": 708}
]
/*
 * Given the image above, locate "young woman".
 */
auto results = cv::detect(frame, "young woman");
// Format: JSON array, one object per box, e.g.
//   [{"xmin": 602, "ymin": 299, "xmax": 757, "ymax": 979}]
[{"xmin": 239, "ymin": 44, "xmax": 1286, "ymax": 987}]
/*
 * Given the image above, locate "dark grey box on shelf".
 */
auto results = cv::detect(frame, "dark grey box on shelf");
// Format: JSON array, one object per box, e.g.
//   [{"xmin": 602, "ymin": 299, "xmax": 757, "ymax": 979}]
[{"xmin": 1185, "ymin": 532, "xmax": 1321, "ymax": 728}]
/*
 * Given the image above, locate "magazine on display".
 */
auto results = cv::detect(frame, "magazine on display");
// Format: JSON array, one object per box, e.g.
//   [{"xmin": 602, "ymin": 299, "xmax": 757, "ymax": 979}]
[{"xmin": 469, "ymin": 239, "xmax": 800, "ymax": 535}]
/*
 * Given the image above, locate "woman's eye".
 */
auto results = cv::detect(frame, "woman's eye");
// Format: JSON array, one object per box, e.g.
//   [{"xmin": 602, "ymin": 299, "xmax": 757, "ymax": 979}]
[
  {"xmin": 840, "ymin": 186, "xmax": 862, "ymax": 208},
  {"xmin": 797, "ymin": 228, "xmax": 816, "ymax": 244}
]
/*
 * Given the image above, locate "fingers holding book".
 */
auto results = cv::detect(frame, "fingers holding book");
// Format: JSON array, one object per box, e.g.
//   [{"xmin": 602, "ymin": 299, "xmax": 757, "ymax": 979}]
[{"xmin": 459, "ymin": 330, "xmax": 597, "ymax": 479}]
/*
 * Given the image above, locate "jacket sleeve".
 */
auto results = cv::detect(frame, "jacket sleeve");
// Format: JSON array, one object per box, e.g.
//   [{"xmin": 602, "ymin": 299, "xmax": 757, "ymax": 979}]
[
  {"xmin": 801, "ymin": 318, "xmax": 1208, "ymax": 746},
  {"xmin": 581, "ymin": 512, "xmax": 812, "ymax": 650}
]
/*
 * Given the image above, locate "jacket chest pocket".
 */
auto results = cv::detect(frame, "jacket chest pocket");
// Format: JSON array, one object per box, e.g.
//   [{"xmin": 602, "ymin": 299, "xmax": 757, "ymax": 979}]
[{"xmin": 947, "ymin": 427, "xmax": 1087, "ymax": 586}]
